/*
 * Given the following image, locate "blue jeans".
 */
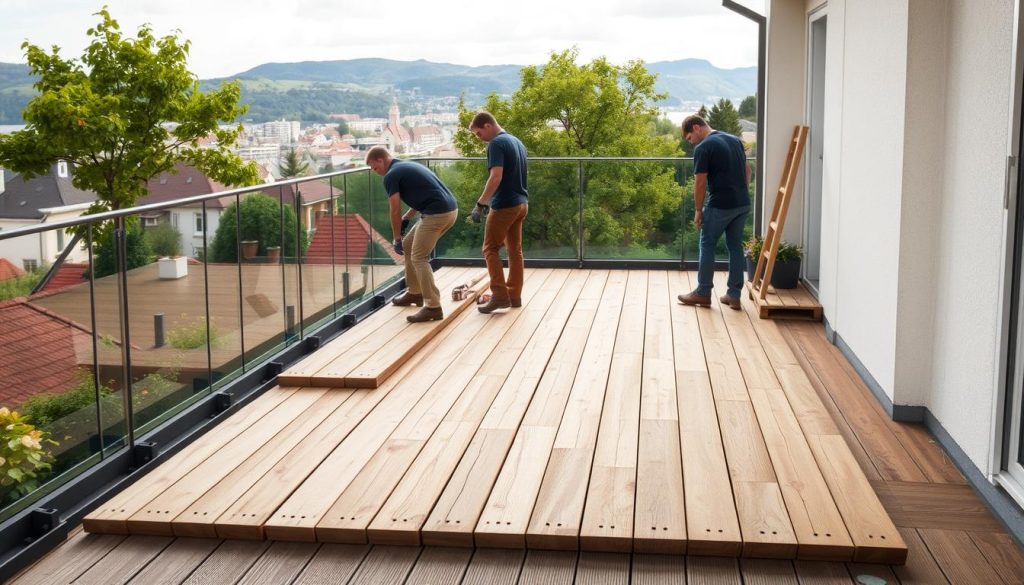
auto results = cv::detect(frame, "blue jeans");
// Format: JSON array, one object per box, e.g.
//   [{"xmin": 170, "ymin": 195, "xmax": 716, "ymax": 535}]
[{"xmin": 695, "ymin": 205, "xmax": 749, "ymax": 299}]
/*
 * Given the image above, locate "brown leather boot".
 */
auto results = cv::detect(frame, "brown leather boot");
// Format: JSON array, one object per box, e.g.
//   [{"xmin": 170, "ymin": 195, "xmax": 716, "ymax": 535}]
[
  {"xmin": 478, "ymin": 296, "xmax": 511, "ymax": 314},
  {"xmin": 392, "ymin": 292, "xmax": 423, "ymax": 307},
  {"xmin": 407, "ymin": 306, "xmax": 443, "ymax": 323},
  {"xmin": 719, "ymin": 295, "xmax": 741, "ymax": 311},
  {"xmin": 677, "ymin": 292, "xmax": 712, "ymax": 307},
  {"xmin": 510, "ymin": 298, "xmax": 522, "ymax": 308}
]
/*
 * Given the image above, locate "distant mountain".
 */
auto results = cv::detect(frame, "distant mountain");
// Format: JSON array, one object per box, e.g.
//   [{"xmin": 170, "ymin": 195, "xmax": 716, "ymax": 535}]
[{"xmin": 0, "ymin": 57, "xmax": 756, "ymax": 124}]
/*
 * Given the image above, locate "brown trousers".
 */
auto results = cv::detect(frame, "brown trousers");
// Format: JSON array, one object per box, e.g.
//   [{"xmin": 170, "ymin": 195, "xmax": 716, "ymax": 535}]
[{"xmin": 481, "ymin": 203, "xmax": 528, "ymax": 301}]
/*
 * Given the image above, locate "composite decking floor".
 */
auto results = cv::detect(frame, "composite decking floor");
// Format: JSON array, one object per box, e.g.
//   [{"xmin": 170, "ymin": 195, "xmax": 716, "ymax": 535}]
[{"xmin": 18, "ymin": 268, "xmax": 1024, "ymax": 583}]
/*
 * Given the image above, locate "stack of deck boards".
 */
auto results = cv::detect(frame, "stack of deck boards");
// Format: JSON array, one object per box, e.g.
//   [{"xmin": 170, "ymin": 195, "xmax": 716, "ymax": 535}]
[
  {"xmin": 278, "ymin": 267, "xmax": 489, "ymax": 388},
  {"xmin": 83, "ymin": 268, "xmax": 907, "ymax": 564}
]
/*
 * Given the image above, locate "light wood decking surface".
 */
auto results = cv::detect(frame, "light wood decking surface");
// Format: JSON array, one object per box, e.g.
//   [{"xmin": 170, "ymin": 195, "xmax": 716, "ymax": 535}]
[{"xmin": 15, "ymin": 268, "xmax": 1024, "ymax": 583}]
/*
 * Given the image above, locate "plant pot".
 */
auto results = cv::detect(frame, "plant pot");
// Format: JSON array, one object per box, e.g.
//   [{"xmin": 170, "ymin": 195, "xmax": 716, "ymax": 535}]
[
  {"xmin": 240, "ymin": 240, "xmax": 259, "ymax": 262},
  {"xmin": 745, "ymin": 257, "xmax": 756, "ymax": 282},
  {"xmin": 770, "ymin": 259, "xmax": 801, "ymax": 289},
  {"xmin": 158, "ymin": 256, "xmax": 187, "ymax": 280},
  {"xmin": 266, "ymin": 246, "xmax": 281, "ymax": 263}
]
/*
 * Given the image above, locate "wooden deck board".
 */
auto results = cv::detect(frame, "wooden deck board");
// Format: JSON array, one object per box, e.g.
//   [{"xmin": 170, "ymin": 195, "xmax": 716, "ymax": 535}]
[{"xmin": 76, "ymin": 269, "xmax": 917, "ymax": 567}]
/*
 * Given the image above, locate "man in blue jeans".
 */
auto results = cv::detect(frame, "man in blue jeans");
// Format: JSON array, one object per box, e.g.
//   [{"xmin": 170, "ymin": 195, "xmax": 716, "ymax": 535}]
[{"xmin": 677, "ymin": 115, "xmax": 751, "ymax": 310}]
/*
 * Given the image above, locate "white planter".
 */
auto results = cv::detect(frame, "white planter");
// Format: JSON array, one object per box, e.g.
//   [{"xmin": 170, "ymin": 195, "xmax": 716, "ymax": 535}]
[{"xmin": 158, "ymin": 256, "xmax": 187, "ymax": 280}]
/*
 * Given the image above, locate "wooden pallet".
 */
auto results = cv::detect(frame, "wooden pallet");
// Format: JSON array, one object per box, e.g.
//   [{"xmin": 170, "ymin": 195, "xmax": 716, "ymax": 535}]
[{"xmin": 746, "ymin": 281, "xmax": 823, "ymax": 321}]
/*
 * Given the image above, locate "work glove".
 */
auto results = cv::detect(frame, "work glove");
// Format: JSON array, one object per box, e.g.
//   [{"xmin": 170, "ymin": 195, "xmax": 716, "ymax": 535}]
[
  {"xmin": 393, "ymin": 239, "xmax": 404, "ymax": 255},
  {"xmin": 401, "ymin": 218, "xmax": 410, "ymax": 235},
  {"xmin": 471, "ymin": 203, "xmax": 488, "ymax": 224}
]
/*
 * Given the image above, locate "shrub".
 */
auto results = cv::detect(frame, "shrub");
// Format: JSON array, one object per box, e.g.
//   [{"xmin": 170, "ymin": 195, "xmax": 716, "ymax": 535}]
[
  {"xmin": 92, "ymin": 220, "xmax": 153, "ymax": 278},
  {"xmin": 0, "ymin": 407, "xmax": 56, "ymax": 503},
  {"xmin": 743, "ymin": 235, "xmax": 763, "ymax": 260},
  {"xmin": 776, "ymin": 241, "xmax": 803, "ymax": 262},
  {"xmin": 0, "ymin": 265, "xmax": 47, "ymax": 301},
  {"xmin": 208, "ymin": 194, "xmax": 307, "ymax": 262},
  {"xmin": 167, "ymin": 316, "xmax": 219, "ymax": 350},
  {"xmin": 145, "ymin": 222, "xmax": 181, "ymax": 258},
  {"xmin": 21, "ymin": 372, "xmax": 112, "ymax": 428}
]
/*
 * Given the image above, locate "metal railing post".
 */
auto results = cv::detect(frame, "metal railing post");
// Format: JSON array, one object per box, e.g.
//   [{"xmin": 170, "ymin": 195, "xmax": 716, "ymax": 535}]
[
  {"xmin": 578, "ymin": 160, "xmax": 585, "ymax": 267},
  {"xmin": 113, "ymin": 216, "xmax": 136, "ymax": 452}
]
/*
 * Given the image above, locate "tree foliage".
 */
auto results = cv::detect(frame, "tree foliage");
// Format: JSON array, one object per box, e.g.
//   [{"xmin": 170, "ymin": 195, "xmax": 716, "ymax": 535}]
[
  {"xmin": 0, "ymin": 8, "xmax": 259, "ymax": 235},
  {"xmin": 739, "ymin": 94, "xmax": 757, "ymax": 121},
  {"xmin": 707, "ymin": 98, "xmax": 742, "ymax": 137},
  {"xmin": 279, "ymin": 148, "xmax": 310, "ymax": 178},
  {"xmin": 93, "ymin": 220, "xmax": 153, "ymax": 278},
  {"xmin": 447, "ymin": 48, "xmax": 684, "ymax": 253},
  {"xmin": 209, "ymin": 194, "xmax": 307, "ymax": 262}
]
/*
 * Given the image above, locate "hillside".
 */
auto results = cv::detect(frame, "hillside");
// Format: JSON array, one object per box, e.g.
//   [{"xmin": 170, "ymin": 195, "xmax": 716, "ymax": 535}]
[{"xmin": 0, "ymin": 57, "xmax": 755, "ymax": 124}]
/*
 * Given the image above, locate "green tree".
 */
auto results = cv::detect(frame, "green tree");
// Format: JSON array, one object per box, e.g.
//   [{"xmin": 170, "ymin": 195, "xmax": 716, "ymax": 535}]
[
  {"xmin": 209, "ymin": 194, "xmax": 307, "ymax": 262},
  {"xmin": 707, "ymin": 98, "xmax": 742, "ymax": 138},
  {"xmin": 739, "ymin": 94, "xmax": 757, "ymax": 121},
  {"xmin": 0, "ymin": 9, "xmax": 259, "ymax": 235},
  {"xmin": 450, "ymin": 48, "xmax": 683, "ymax": 252},
  {"xmin": 93, "ymin": 220, "xmax": 153, "ymax": 278},
  {"xmin": 336, "ymin": 119, "xmax": 349, "ymax": 135},
  {"xmin": 280, "ymin": 148, "xmax": 310, "ymax": 178}
]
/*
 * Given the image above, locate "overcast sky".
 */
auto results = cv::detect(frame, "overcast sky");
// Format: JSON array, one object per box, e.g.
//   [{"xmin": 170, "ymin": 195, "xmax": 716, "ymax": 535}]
[{"xmin": 0, "ymin": 0, "xmax": 764, "ymax": 79}]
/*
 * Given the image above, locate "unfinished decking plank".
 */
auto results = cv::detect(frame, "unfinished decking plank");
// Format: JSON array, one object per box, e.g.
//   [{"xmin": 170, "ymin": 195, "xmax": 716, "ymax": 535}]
[
  {"xmin": 172, "ymin": 390, "xmax": 355, "ymax": 537},
  {"xmin": 125, "ymin": 388, "xmax": 329, "ymax": 536},
  {"xmin": 809, "ymin": 434, "xmax": 907, "ymax": 564},
  {"xmin": 278, "ymin": 267, "xmax": 467, "ymax": 386},
  {"xmin": 667, "ymin": 272, "xmax": 741, "ymax": 557},
  {"xmin": 525, "ymin": 271, "xmax": 635, "ymax": 550},
  {"xmin": 581, "ymin": 270, "xmax": 643, "ymax": 553},
  {"xmin": 213, "ymin": 295, "xmax": 489, "ymax": 540},
  {"xmin": 262, "ymin": 271, "xmax": 547, "ymax": 542},
  {"xmin": 720, "ymin": 299, "xmax": 854, "ymax": 560},
  {"xmin": 343, "ymin": 269, "xmax": 490, "ymax": 388},
  {"xmin": 83, "ymin": 387, "xmax": 298, "ymax": 534},
  {"xmin": 366, "ymin": 270, "xmax": 598, "ymax": 545},
  {"xmin": 316, "ymin": 270, "xmax": 565, "ymax": 543},
  {"xmin": 469, "ymin": 272, "xmax": 624, "ymax": 550},
  {"xmin": 630, "ymin": 271, "xmax": 686, "ymax": 555},
  {"xmin": 691, "ymin": 273, "xmax": 797, "ymax": 558}
]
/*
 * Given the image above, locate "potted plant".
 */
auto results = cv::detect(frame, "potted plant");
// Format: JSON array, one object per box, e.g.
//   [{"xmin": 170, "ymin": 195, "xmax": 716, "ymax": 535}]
[
  {"xmin": 158, "ymin": 256, "xmax": 187, "ymax": 279},
  {"xmin": 770, "ymin": 242, "xmax": 803, "ymax": 289},
  {"xmin": 240, "ymin": 240, "xmax": 259, "ymax": 262},
  {"xmin": 743, "ymin": 236, "xmax": 763, "ymax": 282},
  {"xmin": 266, "ymin": 246, "xmax": 281, "ymax": 263}
]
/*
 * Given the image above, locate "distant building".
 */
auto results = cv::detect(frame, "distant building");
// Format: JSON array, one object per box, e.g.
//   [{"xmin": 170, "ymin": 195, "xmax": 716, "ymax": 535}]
[
  {"xmin": 382, "ymin": 98, "xmax": 412, "ymax": 153},
  {"xmin": 0, "ymin": 162, "xmax": 96, "ymax": 270}
]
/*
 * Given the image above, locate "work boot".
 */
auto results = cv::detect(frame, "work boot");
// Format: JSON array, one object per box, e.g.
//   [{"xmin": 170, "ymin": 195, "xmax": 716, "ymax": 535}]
[
  {"xmin": 478, "ymin": 296, "xmax": 511, "ymax": 314},
  {"xmin": 510, "ymin": 298, "xmax": 522, "ymax": 308},
  {"xmin": 407, "ymin": 306, "xmax": 443, "ymax": 323},
  {"xmin": 677, "ymin": 292, "xmax": 712, "ymax": 307},
  {"xmin": 392, "ymin": 292, "xmax": 423, "ymax": 307},
  {"xmin": 720, "ymin": 295, "xmax": 741, "ymax": 311}
]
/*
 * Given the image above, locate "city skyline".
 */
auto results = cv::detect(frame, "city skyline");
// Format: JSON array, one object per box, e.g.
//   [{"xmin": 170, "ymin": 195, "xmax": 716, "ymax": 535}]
[{"xmin": 0, "ymin": 0, "xmax": 763, "ymax": 79}]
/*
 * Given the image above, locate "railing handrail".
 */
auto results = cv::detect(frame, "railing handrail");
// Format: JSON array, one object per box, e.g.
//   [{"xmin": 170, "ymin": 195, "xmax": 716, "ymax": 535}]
[{"xmin": 0, "ymin": 154, "xmax": 734, "ymax": 241}]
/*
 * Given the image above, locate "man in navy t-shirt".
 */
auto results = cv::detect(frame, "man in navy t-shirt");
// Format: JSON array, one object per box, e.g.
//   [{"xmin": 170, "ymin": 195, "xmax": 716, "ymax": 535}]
[
  {"xmin": 677, "ymin": 115, "xmax": 751, "ymax": 310},
  {"xmin": 366, "ymin": 146, "xmax": 458, "ymax": 323},
  {"xmin": 468, "ymin": 111, "xmax": 529, "ymax": 314}
]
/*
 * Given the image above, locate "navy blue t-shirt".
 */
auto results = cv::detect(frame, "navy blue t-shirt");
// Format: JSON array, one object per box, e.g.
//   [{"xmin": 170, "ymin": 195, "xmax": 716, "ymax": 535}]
[
  {"xmin": 486, "ymin": 132, "xmax": 529, "ymax": 209},
  {"xmin": 693, "ymin": 131, "xmax": 750, "ymax": 209},
  {"xmin": 382, "ymin": 159, "xmax": 457, "ymax": 215}
]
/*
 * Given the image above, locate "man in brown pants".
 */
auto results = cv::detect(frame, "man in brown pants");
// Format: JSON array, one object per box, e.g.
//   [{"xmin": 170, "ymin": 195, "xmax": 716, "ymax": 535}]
[
  {"xmin": 366, "ymin": 146, "xmax": 458, "ymax": 323},
  {"xmin": 468, "ymin": 111, "xmax": 529, "ymax": 314}
]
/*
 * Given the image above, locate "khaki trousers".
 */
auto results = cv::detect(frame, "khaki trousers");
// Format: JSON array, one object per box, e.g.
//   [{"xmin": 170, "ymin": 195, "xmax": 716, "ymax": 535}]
[
  {"xmin": 482, "ymin": 203, "xmax": 528, "ymax": 302},
  {"xmin": 402, "ymin": 210, "xmax": 457, "ymax": 308}
]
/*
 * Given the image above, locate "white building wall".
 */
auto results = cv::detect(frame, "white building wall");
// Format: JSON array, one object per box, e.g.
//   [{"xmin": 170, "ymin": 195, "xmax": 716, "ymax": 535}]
[
  {"xmin": 769, "ymin": 0, "xmax": 1017, "ymax": 473},
  {"xmin": 928, "ymin": 0, "xmax": 1014, "ymax": 468}
]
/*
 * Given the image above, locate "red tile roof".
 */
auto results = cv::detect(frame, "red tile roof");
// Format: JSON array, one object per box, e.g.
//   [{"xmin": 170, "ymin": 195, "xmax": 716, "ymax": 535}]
[
  {"xmin": 0, "ymin": 299, "xmax": 94, "ymax": 408},
  {"xmin": 305, "ymin": 214, "xmax": 372, "ymax": 264},
  {"xmin": 139, "ymin": 163, "xmax": 236, "ymax": 208},
  {"xmin": 0, "ymin": 258, "xmax": 25, "ymax": 281},
  {"xmin": 35, "ymin": 262, "xmax": 87, "ymax": 295}
]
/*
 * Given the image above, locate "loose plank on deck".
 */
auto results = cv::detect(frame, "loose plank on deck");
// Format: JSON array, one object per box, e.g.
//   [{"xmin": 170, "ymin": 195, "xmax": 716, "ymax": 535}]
[{"xmin": 277, "ymin": 267, "xmax": 468, "ymax": 387}]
